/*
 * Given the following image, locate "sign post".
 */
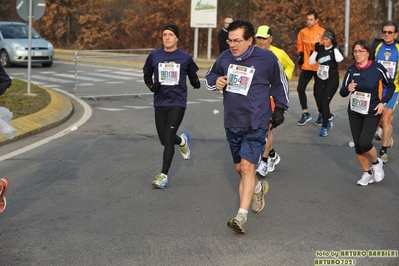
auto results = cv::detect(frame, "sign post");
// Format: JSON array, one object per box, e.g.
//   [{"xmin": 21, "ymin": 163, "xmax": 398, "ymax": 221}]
[
  {"xmin": 15, "ymin": 0, "xmax": 47, "ymax": 95},
  {"xmin": 190, "ymin": 0, "xmax": 217, "ymax": 59}
]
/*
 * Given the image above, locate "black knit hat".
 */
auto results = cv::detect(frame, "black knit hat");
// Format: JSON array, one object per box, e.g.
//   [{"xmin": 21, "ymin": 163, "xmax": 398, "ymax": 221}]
[{"xmin": 163, "ymin": 25, "xmax": 179, "ymax": 39}]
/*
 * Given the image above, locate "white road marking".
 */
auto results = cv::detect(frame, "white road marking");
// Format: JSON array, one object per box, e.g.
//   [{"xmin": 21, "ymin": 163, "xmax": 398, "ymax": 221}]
[{"xmin": 0, "ymin": 89, "xmax": 92, "ymax": 161}]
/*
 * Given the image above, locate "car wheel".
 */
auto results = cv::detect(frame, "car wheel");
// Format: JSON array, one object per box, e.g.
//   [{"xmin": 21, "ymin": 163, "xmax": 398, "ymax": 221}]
[
  {"xmin": 0, "ymin": 50, "xmax": 12, "ymax": 68},
  {"xmin": 42, "ymin": 62, "xmax": 53, "ymax": 67}
]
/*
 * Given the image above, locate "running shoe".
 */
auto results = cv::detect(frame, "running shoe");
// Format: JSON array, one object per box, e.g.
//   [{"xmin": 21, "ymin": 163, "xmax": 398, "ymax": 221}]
[
  {"xmin": 371, "ymin": 158, "xmax": 384, "ymax": 182},
  {"xmin": 256, "ymin": 160, "xmax": 268, "ymax": 177},
  {"xmin": 179, "ymin": 131, "xmax": 191, "ymax": 160},
  {"xmin": 326, "ymin": 121, "xmax": 333, "ymax": 130},
  {"xmin": 314, "ymin": 114, "xmax": 323, "ymax": 126},
  {"xmin": 328, "ymin": 113, "xmax": 335, "ymax": 122},
  {"xmin": 388, "ymin": 137, "xmax": 394, "ymax": 148},
  {"xmin": 374, "ymin": 126, "xmax": 382, "ymax": 140},
  {"xmin": 378, "ymin": 149, "xmax": 388, "ymax": 164},
  {"xmin": 319, "ymin": 127, "xmax": 328, "ymax": 137},
  {"xmin": 268, "ymin": 153, "xmax": 281, "ymax": 172},
  {"xmin": 152, "ymin": 173, "xmax": 169, "ymax": 189},
  {"xmin": 251, "ymin": 181, "xmax": 270, "ymax": 213},
  {"xmin": 297, "ymin": 113, "xmax": 312, "ymax": 126},
  {"xmin": 0, "ymin": 177, "xmax": 9, "ymax": 213},
  {"xmin": 227, "ymin": 212, "xmax": 246, "ymax": 234},
  {"xmin": 357, "ymin": 172, "xmax": 374, "ymax": 186}
]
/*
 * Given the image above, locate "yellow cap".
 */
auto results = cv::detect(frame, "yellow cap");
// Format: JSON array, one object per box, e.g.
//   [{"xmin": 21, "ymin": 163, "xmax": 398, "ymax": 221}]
[{"xmin": 255, "ymin": 25, "xmax": 272, "ymax": 38}]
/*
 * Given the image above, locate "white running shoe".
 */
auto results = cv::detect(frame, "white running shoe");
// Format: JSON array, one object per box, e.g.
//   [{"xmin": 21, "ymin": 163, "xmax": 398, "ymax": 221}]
[
  {"xmin": 268, "ymin": 153, "xmax": 281, "ymax": 172},
  {"xmin": 152, "ymin": 173, "xmax": 169, "ymax": 189},
  {"xmin": 357, "ymin": 172, "xmax": 374, "ymax": 186},
  {"xmin": 256, "ymin": 160, "xmax": 268, "ymax": 177},
  {"xmin": 371, "ymin": 158, "xmax": 385, "ymax": 182},
  {"xmin": 179, "ymin": 131, "xmax": 191, "ymax": 160},
  {"xmin": 374, "ymin": 126, "xmax": 382, "ymax": 140}
]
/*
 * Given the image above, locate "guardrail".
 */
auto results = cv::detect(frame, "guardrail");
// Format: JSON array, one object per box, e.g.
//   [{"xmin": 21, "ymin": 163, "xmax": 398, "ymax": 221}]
[{"xmin": 73, "ymin": 49, "xmax": 154, "ymax": 99}]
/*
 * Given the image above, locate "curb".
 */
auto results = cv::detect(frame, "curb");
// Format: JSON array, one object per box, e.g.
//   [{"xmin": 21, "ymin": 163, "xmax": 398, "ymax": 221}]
[{"xmin": 0, "ymin": 87, "xmax": 74, "ymax": 146}]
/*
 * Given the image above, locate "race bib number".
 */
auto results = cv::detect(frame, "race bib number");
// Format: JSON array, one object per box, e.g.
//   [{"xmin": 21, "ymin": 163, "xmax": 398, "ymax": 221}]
[
  {"xmin": 378, "ymin": 60, "xmax": 396, "ymax": 79},
  {"xmin": 350, "ymin": 91, "xmax": 371, "ymax": 114},
  {"xmin": 226, "ymin": 64, "xmax": 255, "ymax": 96},
  {"xmin": 158, "ymin": 62, "xmax": 180, "ymax": 85},
  {"xmin": 317, "ymin": 65, "xmax": 329, "ymax": 80}
]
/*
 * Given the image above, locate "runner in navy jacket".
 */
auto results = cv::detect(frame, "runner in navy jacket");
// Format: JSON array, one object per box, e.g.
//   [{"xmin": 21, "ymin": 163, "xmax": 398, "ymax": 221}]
[
  {"xmin": 204, "ymin": 20, "xmax": 288, "ymax": 234},
  {"xmin": 340, "ymin": 39, "xmax": 394, "ymax": 186}
]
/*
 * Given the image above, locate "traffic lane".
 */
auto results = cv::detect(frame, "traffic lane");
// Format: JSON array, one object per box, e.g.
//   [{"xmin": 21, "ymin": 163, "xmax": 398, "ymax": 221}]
[
  {"xmin": 6, "ymin": 61, "xmax": 77, "ymax": 93},
  {"xmin": 0, "ymin": 89, "xmax": 398, "ymax": 265}
]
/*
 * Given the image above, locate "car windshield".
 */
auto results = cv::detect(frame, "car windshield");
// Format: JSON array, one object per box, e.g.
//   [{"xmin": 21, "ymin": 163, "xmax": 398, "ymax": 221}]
[{"xmin": 0, "ymin": 24, "xmax": 42, "ymax": 39}]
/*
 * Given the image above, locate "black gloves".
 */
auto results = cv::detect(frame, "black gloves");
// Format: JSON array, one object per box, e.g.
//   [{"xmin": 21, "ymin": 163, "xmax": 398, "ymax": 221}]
[
  {"xmin": 298, "ymin": 52, "xmax": 304, "ymax": 66},
  {"xmin": 271, "ymin": 106, "xmax": 285, "ymax": 129},
  {"xmin": 150, "ymin": 82, "xmax": 161, "ymax": 93},
  {"xmin": 190, "ymin": 77, "xmax": 201, "ymax": 89},
  {"xmin": 314, "ymin": 42, "xmax": 322, "ymax": 51}
]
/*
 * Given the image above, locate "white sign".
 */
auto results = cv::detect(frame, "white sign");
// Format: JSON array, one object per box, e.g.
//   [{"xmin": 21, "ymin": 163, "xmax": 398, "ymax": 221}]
[{"xmin": 190, "ymin": 0, "xmax": 217, "ymax": 28}]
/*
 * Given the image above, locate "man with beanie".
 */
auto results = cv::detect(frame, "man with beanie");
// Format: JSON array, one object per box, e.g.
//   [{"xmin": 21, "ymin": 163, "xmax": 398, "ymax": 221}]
[
  {"xmin": 205, "ymin": 20, "xmax": 289, "ymax": 234},
  {"xmin": 255, "ymin": 25, "xmax": 294, "ymax": 177},
  {"xmin": 143, "ymin": 24, "xmax": 200, "ymax": 189},
  {"xmin": 296, "ymin": 10, "xmax": 325, "ymax": 126},
  {"xmin": 218, "ymin": 18, "xmax": 233, "ymax": 54}
]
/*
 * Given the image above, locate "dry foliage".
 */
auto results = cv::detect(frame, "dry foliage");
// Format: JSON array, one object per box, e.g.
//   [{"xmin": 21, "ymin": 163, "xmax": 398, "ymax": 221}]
[{"xmin": 0, "ymin": 0, "xmax": 397, "ymax": 61}]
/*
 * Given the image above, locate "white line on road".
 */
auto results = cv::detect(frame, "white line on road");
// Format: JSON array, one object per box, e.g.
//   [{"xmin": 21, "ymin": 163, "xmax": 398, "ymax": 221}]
[{"xmin": 0, "ymin": 89, "xmax": 92, "ymax": 162}]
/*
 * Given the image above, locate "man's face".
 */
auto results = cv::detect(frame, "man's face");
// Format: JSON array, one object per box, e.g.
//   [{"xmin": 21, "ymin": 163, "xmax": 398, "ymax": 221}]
[
  {"xmin": 162, "ymin": 30, "xmax": 178, "ymax": 50},
  {"xmin": 306, "ymin": 15, "xmax": 318, "ymax": 28},
  {"xmin": 227, "ymin": 28, "xmax": 252, "ymax": 56},
  {"xmin": 256, "ymin": 36, "xmax": 272, "ymax": 50},
  {"xmin": 382, "ymin": 25, "xmax": 398, "ymax": 45}
]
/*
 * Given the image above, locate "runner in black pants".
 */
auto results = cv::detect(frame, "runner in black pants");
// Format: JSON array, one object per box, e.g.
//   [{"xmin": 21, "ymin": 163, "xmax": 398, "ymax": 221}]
[
  {"xmin": 143, "ymin": 24, "xmax": 200, "ymax": 189},
  {"xmin": 309, "ymin": 29, "xmax": 344, "ymax": 136}
]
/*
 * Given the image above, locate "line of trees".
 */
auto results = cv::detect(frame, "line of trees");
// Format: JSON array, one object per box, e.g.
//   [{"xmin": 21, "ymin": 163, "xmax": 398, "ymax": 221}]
[{"xmin": 0, "ymin": 0, "xmax": 397, "ymax": 61}]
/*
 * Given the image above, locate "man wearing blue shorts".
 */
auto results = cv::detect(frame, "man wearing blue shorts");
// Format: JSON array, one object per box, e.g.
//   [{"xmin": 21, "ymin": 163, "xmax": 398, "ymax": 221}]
[
  {"xmin": 371, "ymin": 20, "xmax": 399, "ymax": 163},
  {"xmin": 205, "ymin": 20, "xmax": 289, "ymax": 233}
]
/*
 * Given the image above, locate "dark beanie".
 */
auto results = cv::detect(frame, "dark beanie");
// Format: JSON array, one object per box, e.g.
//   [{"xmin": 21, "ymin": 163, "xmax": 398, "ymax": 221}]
[{"xmin": 163, "ymin": 25, "xmax": 179, "ymax": 39}]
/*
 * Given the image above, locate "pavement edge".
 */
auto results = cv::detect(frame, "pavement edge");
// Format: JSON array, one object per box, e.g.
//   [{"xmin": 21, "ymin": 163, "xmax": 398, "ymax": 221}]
[{"xmin": 0, "ymin": 87, "xmax": 74, "ymax": 146}]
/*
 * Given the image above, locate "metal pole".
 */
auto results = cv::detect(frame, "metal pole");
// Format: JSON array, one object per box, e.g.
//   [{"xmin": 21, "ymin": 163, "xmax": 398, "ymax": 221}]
[
  {"xmin": 344, "ymin": 0, "xmax": 350, "ymax": 57},
  {"xmin": 194, "ymin": 28, "xmax": 198, "ymax": 59},
  {"xmin": 207, "ymin": 28, "xmax": 212, "ymax": 60},
  {"xmin": 27, "ymin": 0, "xmax": 32, "ymax": 94},
  {"xmin": 388, "ymin": 0, "xmax": 392, "ymax": 20}
]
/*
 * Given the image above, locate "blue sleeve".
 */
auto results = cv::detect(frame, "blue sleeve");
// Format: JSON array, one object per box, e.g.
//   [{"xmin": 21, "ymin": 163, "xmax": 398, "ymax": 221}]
[
  {"xmin": 269, "ymin": 60, "xmax": 289, "ymax": 111},
  {"xmin": 204, "ymin": 60, "xmax": 222, "ymax": 91},
  {"xmin": 340, "ymin": 68, "xmax": 352, "ymax": 97},
  {"xmin": 0, "ymin": 67, "xmax": 11, "ymax": 95}
]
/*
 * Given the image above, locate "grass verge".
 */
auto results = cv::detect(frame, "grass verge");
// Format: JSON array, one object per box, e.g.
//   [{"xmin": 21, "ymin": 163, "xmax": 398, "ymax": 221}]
[{"xmin": 0, "ymin": 79, "xmax": 50, "ymax": 119}]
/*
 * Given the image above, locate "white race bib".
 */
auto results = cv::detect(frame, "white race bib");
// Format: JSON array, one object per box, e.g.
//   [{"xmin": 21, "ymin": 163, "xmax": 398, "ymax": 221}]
[
  {"xmin": 226, "ymin": 64, "xmax": 255, "ymax": 96},
  {"xmin": 350, "ymin": 91, "xmax": 371, "ymax": 114},
  {"xmin": 378, "ymin": 60, "xmax": 396, "ymax": 79},
  {"xmin": 158, "ymin": 62, "xmax": 180, "ymax": 85},
  {"xmin": 317, "ymin": 65, "xmax": 329, "ymax": 80}
]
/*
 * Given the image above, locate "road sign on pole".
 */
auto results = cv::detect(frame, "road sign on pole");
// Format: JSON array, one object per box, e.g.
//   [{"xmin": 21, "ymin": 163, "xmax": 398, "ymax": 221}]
[{"xmin": 16, "ymin": 0, "xmax": 47, "ymax": 95}]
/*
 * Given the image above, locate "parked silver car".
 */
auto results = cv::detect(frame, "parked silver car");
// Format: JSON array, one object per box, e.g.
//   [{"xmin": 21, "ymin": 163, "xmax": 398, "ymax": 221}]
[{"xmin": 0, "ymin": 21, "xmax": 54, "ymax": 68}]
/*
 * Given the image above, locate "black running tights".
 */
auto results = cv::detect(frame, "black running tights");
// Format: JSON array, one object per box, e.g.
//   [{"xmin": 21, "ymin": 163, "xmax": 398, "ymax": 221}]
[
  {"xmin": 155, "ymin": 106, "xmax": 185, "ymax": 175},
  {"xmin": 297, "ymin": 70, "xmax": 317, "ymax": 110},
  {"xmin": 348, "ymin": 112, "xmax": 380, "ymax": 155},
  {"xmin": 313, "ymin": 76, "xmax": 339, "ymax": 128}
]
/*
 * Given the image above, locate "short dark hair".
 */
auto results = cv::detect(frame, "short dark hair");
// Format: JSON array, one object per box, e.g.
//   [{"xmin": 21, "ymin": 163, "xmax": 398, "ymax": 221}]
[
  {"xmin": 227, "ymin": 20, "xmax": 255, "ymax": 41},
  {"xmin": 381, "ymin": 20, "xmax": 398, "ymax": 33},
  {"xmin": 352, "ymin": 40, "xmax": 373, "ymax": 60},
  {"xmin": 307, "ymin": 10, "xmax": 319, "ymax": 20}
]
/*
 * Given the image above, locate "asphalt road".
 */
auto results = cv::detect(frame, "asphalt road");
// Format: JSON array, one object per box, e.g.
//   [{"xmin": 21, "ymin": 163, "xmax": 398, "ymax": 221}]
[{"xmin": 0, "ymin": 61, "xmax": 398, "ymax": 266}]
